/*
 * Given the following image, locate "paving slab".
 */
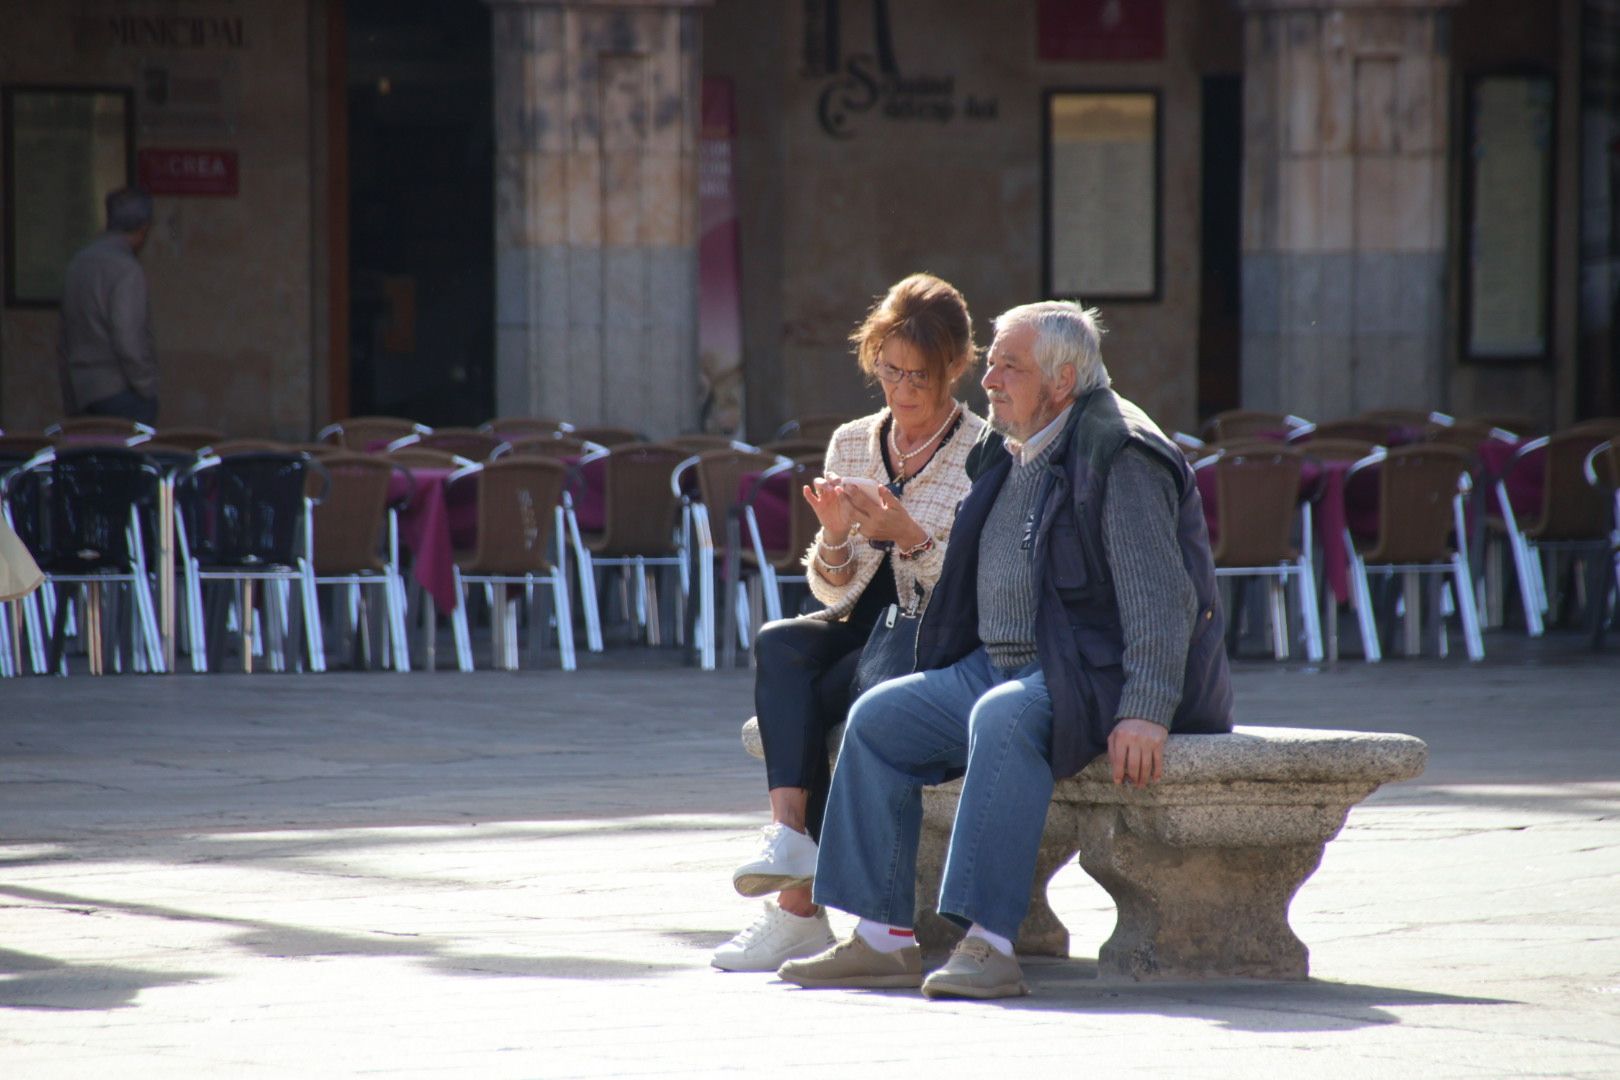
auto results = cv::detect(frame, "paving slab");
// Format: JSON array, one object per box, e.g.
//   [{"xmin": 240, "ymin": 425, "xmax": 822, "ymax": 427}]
[{"xmin": 1, "ymin": 640, "xmax": 1618, "ymax": 1078}]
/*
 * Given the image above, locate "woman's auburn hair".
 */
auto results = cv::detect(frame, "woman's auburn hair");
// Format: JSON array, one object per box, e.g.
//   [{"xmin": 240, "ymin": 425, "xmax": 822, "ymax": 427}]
[{"xmin": 849, "ymin": 273, "xmax": 975, "ymax": 393}]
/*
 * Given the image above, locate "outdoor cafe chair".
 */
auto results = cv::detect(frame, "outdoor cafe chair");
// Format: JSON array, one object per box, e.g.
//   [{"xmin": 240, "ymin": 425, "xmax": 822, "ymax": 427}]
[
  {"xmin": 317, "ymin": 416, "xmax": 430, "ymax": 450},
  {"xmin": 145, "ymin": 427, "xmax": 224, "ymax": 451},
  {"xmin": 1198, "ymin": 409, "xmax": 1309, "ymax": 443},
  {"xmin": 45, "ymin": 416, "xmax": 157, "ymax": 441},
  {"xmin": 578, "ymin": 442, "xmax": 690, "ymax": 646},
  {"xmin": 1422, "ymin": 419, "xmax": 1514, "ymax": 451},
  {"xmin": 490, "ymin": 435, "xmax": 610, "ymax": 647},
  {"xmin": 445, "ymin": 457, "xmax": 576, "ymax": 672},
  {"xmin": 198, "ymin": 438, "xmax": 297, "ymax": 456},
  {"xmin": 1343, "ymin": 444, "xmax": 1484, "ymax": 662},
  {"xmin": 386, "ymin": 428, "xmax": 505, "ymax": 461},
  {"xmin": 490, "ymin": 434, "xmax": 605, "ymax": 460},
  {"xmin": 1288, "ymin": 418, "xmax": 1411, "ymax": 446},
  {"xmin": 664, "ymin": 434, "xmax": 741, "ymax": 453},
  {"xmin": 385, "ymin": 445, "xmax": 477, "ymax": 470},
  {"xmin": 740, "ymin": 455, "xmax": 823, "ymax": 630},
  {"xmin": 1194, "ymin": 445, "xmax": 1323, "ymax": 662},
  {"xmin": 1491, "ymin": 422, "xmax": 1620, "ymax": 637},
  {"xmin": 1582, "ymin": 439, "xmax": 1620, "ymax": 647},
  {"xmin": 570, "ymin": 425, "xmax": 647, "ymax": 448},
  {"xmin": 175, "ymin": 450, "xmax": 329, "ymax": 673},
  {"xmin": 479, "ymin": 416, "xmax": 574, "ymax": 439},
  {"xmin": 308, "ymin": 451, "xmax": 412, "ymax": 672},
  {"xmin": 1295, "ymin": 437, "xmax": 1380, "ymax": 462},
  {"xmin": 677, "ymin": 447, "xmax": 780, "ymax": 669},
  {"xmin": 1467, "ymin": 414, "xmax": 1542, "ymax": 438},
  {"xmin": 1360, "ymin": 408, "xmax": 1453, "ymax": 427},
  {"xmin": 0, "ymin": 434, "xmax": 52, "ymax": 468},
  {"xmin": 1, "ymin": 446, "xmax": 166, "ymax": 676},
  {"xmin": 760, "ymin": 438, "xmax": 827, "ymax": 465},
  {"xmin": 773, "ymin": 415, "xmax": 848, "ymax": 445}
]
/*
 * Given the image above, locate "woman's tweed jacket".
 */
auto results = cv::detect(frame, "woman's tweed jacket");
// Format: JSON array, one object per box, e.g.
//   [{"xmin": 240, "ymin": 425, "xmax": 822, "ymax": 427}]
[{"xmin": 802, "ymin": 405, "xmax": 986, "ymax": 622}]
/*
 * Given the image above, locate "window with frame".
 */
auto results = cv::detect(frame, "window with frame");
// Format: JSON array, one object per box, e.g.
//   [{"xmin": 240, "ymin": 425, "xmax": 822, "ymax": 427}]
[{"xmin": 3, "ymin": 85, "xmax": 133, "ymax": 308}]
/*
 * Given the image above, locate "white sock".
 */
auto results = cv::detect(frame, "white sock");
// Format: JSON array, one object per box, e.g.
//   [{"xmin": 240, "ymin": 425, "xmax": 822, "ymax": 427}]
[
  {"xmin": 966, "ymin": 924, "xmax": 1014, "ymax": 957},
  {"xmin": 855, "ymin": 918, "xmax": 916, "ymax": 953}
]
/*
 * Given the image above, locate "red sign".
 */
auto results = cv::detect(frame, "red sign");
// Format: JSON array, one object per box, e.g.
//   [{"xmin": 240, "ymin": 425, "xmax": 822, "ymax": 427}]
[
  {"xmin": 1038, "ymin": 0, "xmax": 1165, "ymax": 62},
  {"xmin": 137, "ymin": 148, "xmax": 239, "ymax": 196}
]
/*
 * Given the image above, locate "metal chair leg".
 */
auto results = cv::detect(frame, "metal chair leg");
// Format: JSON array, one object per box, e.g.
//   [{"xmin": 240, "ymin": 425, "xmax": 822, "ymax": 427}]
[
  {"xmin": 450, "ymin": 567, "xmax": 474, "ymax": 672},
  {"xmin": 1295, "ymin": 560, "xmax": 1325, "ymax": 662},
  {"xmin": 1267, "ymin": 577, "xmax": 1289, "ymax": 660},
  {"xmin": 1453, "ymin": 554, "xmax": 1486, "ymax": 660},
  {"xmin": 553, "ymin": 570, "xmax": 576, "ymax": 671},
  {"xmin": 1347, "ymin": 543, "xmax": 1382, "ymax": 662},
  {"xmin": 1495, "ymin": 481, "xmax": 1545, "ymax": 636},
  {"xmin": 386, "ymin": 570, "xmax": 411, "ymax": 672}
]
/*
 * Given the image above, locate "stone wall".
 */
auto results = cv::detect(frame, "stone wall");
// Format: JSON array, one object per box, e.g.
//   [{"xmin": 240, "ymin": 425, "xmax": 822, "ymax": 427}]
[
  {"xmin": 0, "ymin": 0, "xmax": 317, "ymax": 438},
  {"xmin": 707, "ymin": 0, "xmax": 1230, "ymax": 439},
  {"xmin": 491, "ymin": 0, "xmax": 705, "ymax": 440}
]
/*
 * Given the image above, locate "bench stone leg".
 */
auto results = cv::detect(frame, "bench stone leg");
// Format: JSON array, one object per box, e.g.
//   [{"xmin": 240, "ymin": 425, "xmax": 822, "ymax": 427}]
[
  {"xmin": 1074, "ymin": 806, "xmax": 1321, "ymax": 981},
  {"xmin": 913, "ymin": 788, "xmax": 1082, "ymax": 961}
]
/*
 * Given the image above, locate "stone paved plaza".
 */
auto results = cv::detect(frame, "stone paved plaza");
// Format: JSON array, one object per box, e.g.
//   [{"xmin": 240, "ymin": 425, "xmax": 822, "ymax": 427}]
[{"xmin": 2, "ymin": 640, "xmax": 1618, "ymax": 1078}]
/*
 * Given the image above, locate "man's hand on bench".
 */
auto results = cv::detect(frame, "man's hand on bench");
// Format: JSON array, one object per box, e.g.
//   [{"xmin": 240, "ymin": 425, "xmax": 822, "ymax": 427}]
[{"xmin": 1108, "ymin": 718, "xmax": 1167, "ymax": 787}]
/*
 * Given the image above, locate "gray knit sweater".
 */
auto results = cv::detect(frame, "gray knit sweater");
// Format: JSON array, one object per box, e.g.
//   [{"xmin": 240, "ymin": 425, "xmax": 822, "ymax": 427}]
[{"xmin": 977, "ymin": 444, "xmax": 1195, "ymax": 726}]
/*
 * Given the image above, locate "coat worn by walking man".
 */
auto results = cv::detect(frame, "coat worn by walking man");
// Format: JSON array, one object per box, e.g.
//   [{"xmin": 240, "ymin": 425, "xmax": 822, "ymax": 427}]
[{"xmin": 57, "ymin": 187, "xmax": 159, "ymax": 424}]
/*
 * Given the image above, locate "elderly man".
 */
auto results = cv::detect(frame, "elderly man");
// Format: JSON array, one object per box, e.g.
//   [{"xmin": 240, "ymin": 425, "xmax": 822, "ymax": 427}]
[
  {"xmin": 778, "ymin": 300, "xmax": 1232, "ymax": 1000},
  {"xmin": 58, "ymin": 186, "xmax": 159, "ymax": 424}
]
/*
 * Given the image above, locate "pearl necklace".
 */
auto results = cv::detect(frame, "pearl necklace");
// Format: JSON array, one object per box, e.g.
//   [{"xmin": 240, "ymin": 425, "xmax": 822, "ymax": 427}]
[{"xmin": 888, "ymin": 403, "xmax": 959, "ymax": 475}]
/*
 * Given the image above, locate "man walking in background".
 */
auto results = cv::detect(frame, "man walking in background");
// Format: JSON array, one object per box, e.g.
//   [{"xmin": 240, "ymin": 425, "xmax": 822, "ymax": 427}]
[{"xmin": 57, "ymin": 186, "xmax": 160, "ymax": 425}]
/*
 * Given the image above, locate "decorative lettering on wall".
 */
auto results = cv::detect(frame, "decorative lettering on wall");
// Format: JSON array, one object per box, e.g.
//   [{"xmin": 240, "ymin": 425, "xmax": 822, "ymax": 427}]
[
  {"xmin": 71, "ymin": 15, "xmax": 248, "ymax": 51},
  {"xmin": 806, "ymin": 0, "xmax": 996, "ymax": 139}
]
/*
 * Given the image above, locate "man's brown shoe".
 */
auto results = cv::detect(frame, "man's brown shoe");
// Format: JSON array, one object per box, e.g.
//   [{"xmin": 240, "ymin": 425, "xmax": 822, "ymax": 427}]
[
  {"xmin": 920, "ymin": 937, "xmax": 1029, "ymax": 1000},
  {"xmin": 777, "ymin": 934, "xmax": 923, "ymax": 989}
]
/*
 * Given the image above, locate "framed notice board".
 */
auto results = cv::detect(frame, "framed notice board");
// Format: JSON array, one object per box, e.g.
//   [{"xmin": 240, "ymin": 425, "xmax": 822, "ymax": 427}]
[
  {"xmin": 1461, "ymin": 73, "xmax": 1555, "ymax": 363},
  {"xmin": 3, "ymin": 85, "xmax": 135, "ymax": 308},
  {"xmin": 1043, "ymin": 88, "xmax": 1161, "ymax": 302}
]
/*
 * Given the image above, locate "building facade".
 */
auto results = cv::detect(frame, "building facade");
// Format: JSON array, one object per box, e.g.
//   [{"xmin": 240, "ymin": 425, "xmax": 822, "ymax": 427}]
[{"xmin": 0, "ymin": 0, "xmax": 1615, "ymax": 440}]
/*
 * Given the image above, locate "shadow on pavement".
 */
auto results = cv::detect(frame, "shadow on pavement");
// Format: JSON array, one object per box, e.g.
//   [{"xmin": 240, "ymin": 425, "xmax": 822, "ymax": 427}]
[
  {"xmin": 0, "ymin": 883, "xmax": 689, "ymax": 1008},
  {"xmin": 0, "ymin": 947, "xmax": 214, "ymax": 1011},
  {"xmin": 1003, "ymin": 960, "xmax": 1516, "ymax": 1031}
]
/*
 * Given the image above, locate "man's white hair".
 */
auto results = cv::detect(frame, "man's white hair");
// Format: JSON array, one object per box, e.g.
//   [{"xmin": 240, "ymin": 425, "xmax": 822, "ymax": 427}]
[{"xmin": 990, "ymin": 300, "xmax": 1109, "ymax": 394}]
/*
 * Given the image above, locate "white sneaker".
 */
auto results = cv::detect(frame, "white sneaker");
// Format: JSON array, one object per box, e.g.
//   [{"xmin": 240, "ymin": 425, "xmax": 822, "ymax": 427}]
[
  {"xmin": 731, "ymin": 823, "xmax": 819, "ymax": 897},
  {"xmin": 712, "ymin": 901, "xmax": 836, "ymax": 972}
]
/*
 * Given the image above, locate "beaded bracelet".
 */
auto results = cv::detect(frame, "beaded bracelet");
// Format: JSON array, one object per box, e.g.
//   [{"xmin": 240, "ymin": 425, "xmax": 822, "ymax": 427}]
[
  {"xmin": 895, "ymin": 534, "xmax": 936, "ymax": 560},
  {"xmin": 814, "ymin": 548, "xmax": 855, "ymax": 572},
  {"xmin": 818, "ymin": 532, "xmax": 854, "ymax": 555}
]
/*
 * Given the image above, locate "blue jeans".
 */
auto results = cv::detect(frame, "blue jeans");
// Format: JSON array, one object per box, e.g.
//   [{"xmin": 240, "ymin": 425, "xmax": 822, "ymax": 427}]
[{"xmin": 811, "ymin": 647, "xmax": 1056, "ymax": 941}]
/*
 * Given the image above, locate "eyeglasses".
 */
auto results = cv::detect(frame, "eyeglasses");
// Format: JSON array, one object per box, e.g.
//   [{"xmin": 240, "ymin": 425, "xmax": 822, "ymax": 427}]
[{"xmin": 875, "ymin": 361, "xmax": 932, "ymax": 389}]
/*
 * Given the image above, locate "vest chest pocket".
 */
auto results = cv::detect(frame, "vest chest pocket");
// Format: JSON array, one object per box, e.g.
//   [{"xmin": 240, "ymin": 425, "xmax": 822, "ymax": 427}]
[{"xmin": 1046, "ymin": 518, "xmax": 1089, "ymax": 594}]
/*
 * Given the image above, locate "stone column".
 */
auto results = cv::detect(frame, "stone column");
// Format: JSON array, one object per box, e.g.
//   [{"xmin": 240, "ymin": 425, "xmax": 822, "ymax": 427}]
[
  {"xmin": 490, "ymin": 0, "xmax": 708, "ymax": 437},
  {"xmin": 1238, "ymin": 0, "xmax": 1459, "ymax": 419}
]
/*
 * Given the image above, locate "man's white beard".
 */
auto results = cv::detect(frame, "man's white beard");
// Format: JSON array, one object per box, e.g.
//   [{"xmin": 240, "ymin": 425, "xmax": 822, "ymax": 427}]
[{"xmin": 988, "ymin": 385, "xmax": 1055, "ymax": 443}]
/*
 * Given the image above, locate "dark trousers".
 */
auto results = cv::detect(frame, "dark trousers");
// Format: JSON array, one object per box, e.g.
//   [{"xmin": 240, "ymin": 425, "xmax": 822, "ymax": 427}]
[
  {"xmin": 753, "ymin": 616, "xmax": 868, "ymax": 843},
  {"xmin": 82, "ymin": 388, "xmax": 158, "ymax": 426}
]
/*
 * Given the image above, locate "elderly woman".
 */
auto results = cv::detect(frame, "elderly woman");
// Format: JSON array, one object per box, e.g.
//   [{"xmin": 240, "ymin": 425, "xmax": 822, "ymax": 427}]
[{"xmin": 713, "ymin": 273, "xmax": 987, "ymax": 972}]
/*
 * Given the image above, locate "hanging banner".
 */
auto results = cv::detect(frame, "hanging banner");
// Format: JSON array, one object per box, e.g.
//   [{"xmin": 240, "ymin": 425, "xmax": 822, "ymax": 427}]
[
  {"xmin": 698, "ymin": 77, "xmax": 745, "ymax": 436},
  {"xmin": 1038, "ymin": 0, "xmax": 1165, "ymax": 62}
]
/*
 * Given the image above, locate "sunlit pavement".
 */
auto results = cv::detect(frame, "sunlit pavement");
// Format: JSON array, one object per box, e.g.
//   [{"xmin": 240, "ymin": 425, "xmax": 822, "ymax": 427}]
[{"xmin": 2, "ymin": 634, "xmax": 1618, "ymax": 1079}]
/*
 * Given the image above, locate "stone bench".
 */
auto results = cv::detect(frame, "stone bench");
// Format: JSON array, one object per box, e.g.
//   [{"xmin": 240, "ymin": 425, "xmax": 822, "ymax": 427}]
[{"xmin": 741, "ymin": 718, "xmax": 1426, "ymax": 981}]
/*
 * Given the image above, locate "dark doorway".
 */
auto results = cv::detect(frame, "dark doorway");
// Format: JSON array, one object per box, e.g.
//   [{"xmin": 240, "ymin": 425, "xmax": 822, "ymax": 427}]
[
  {"xmin": 1578, "ymin": 0, "xmax": 1620, "ymax": 418},
  {"xmin": 1198, "ymin": 74, "xmax": 1243, "ymax": 423},
  {"xmin": 346, "ymin": 0, "xmax": 492, "ymax": 426}
]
